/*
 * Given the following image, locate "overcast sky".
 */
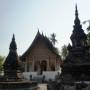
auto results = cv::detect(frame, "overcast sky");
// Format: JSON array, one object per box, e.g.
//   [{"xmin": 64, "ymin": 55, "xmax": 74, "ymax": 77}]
[{"xmin": 0, "ymin": 0, "xmax": 90, "ymax": 56}]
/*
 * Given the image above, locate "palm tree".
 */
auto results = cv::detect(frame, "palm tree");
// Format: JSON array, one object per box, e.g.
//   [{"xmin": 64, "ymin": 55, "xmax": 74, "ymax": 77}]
[{"xmin": 50, "ymin": 33, "xmax": 57, "ymax": 46}]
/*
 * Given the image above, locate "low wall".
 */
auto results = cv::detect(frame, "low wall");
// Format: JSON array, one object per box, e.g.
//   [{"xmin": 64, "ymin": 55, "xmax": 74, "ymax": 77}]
[
  {"xmin": 23, "ymin": 71, "xmax": 60, "ymax": 81},
  {"xmin": 43, "ymin": 71, "xmax": 58, "ymax": 80}
]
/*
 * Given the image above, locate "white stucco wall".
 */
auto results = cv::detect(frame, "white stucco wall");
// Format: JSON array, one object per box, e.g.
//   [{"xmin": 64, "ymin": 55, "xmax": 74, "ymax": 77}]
[{"xmin": 23, "ymin": 71, "xmax": 60, "ymax": 81}]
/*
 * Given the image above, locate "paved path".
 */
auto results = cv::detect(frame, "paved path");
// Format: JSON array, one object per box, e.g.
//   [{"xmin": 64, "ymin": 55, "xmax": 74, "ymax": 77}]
[{"xmin": 37, "ymin": 84, "xmax": 47, "ymax": 90}]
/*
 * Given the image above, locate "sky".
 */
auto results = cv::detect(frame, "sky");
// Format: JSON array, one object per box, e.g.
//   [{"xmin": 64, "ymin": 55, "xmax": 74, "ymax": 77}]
[{"xmin": 0, "ymin": 0, "xmax": 90, "ymax": 56}]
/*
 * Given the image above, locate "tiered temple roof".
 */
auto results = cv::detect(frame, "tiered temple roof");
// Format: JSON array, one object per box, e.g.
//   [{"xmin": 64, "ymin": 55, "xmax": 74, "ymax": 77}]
[{"xmin": 21, "ymin": 30, "xmax": 60, "ymax": 60}]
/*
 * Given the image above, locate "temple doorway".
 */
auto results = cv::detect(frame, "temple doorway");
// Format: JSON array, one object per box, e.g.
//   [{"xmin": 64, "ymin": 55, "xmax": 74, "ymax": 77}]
[{"xmin": 40, "ymin": 60, "xmax": 47, "ymax": 71}]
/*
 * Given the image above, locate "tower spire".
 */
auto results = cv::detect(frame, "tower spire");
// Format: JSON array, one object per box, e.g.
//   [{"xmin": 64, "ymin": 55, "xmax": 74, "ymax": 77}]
[
  {"xmin": 9, "ymin": 34, "xmax": 17, "ymax": 50},
  {"xmin": 70, "ymin": 5, "xmax": 87, "ymax": 47},
  {"xmin": 74, "ymin": 4, "xmax": 81, "ymax": 27},
  {"xmin": 75, "ymin": 4, "xmax": 78, "ymax": 18},
  {"xmin": 13, "ymin": 34, "xmax": 15, "ymax": 40}
]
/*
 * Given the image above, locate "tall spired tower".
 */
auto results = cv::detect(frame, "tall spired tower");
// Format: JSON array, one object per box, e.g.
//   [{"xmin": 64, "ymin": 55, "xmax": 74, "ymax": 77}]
[
  {"xmin": 61, "ymin": 5, "xmax": 90, "ymax": 82},
  {"xmin": 0, "ymin": 34, "xmax": 37, "ymax": 89},
  {"xmin": 3, "ymin": 34, "xmax": 22, "ymax": 81}
]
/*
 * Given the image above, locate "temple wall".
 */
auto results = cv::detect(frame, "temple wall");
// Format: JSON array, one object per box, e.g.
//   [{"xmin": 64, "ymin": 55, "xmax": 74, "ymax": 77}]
[{"xmin": 23, "ymin": 41, "xmax": 61, "ymax": 72}]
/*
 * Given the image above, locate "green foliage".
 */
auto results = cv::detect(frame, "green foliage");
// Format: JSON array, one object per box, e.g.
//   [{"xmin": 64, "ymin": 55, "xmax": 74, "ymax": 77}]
[
  {"xmin": 61, "ymin": 45, "xmax": 68, "ymax": 60},
  {"xmin": 87, "ymin": 32, "xmax": 90, "ymax": 53},
  {"xmin": 0, "ymin": 56, "xmax": 5, "ymax": 73},
  {"xmin": 87, "ymin": 32, "xmax": 90, "ymax": 46},
  {"xmin": 50, "ymin": 33, "xmax": 57, "ymax": 46},
  {"xmin": 54, "ymin": 47, "xmax": 60, "ymax": 55},
  {"xmin": 85, "ymin": 21, "xmax": 90, "ymax": 45}
]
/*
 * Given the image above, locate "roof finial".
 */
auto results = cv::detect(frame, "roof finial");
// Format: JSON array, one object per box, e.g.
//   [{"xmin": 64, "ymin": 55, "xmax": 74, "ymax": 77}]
[
  {"xmin": 42, "ymin": 32, "xmax": 44, "ymax": 36},
  {"xmin": 12, "ymin": 34, "xmax": 15, "ymax": 41},
  {"xmin": 75, "ymin": 4, "xmax": 78, "ymax": 18},
  {"xmin": 37, "ymin": 28, "xmax": 41, "ymax": 35},
  {"xmin": 37, "ymin": 27, "xmax": 39, "ymax": 32},
  {"xmin": 74, "ymin": 4, "xmax": 80, "ymax": 25}
]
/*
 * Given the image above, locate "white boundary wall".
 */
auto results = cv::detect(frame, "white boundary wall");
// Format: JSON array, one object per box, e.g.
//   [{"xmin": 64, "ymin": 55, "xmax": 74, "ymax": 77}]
[{"xmin": 23, "ymin": 71, "xmax": 60, "ymax": 81}]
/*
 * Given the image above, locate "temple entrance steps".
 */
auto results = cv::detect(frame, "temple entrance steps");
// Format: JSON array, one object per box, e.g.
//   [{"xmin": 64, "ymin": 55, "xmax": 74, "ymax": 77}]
[{"xmin": 37, "ymin": 84, "xmax": 47, "ymax": 90}]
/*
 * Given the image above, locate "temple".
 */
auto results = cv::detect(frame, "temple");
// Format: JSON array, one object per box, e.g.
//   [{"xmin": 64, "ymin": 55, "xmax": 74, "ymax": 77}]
[
  {"xmin": 21, "ymin": 31, "xmax": 61, "ymax": 73},
  {"xmin": 61, "ymin": 5, "xmax": 90, "ymax": 83}
]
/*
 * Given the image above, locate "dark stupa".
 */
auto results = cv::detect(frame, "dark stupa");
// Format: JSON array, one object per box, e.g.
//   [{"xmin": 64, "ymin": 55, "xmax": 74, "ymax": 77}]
[
  {"xmin": 0, "ymin": 34, "xmax": 37, "ymax": 90},
  {"xmin": 3, "ymin": 34, "xmax": 22, "ymax": 81},
  {"xmin": 61, "ymin": 5, "xmax": 90, "ymax": 83}
]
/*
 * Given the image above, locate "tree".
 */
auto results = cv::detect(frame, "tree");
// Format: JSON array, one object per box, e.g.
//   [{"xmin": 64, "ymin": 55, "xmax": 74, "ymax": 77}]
[
  {"xmin": 50, "ymin": 33, "xmax": 57, "ymax": 46},
  {"xmin": 61, "ymin": 45, "xmax": 68, "ymax": 60},
  {"xmin": 87, "ymin": 33, "xmax": 90, "ymax": 46},
  {"xmin": 83, "ymin": 20, "xmax": 90, "ymax": 45},
  {"xmin": 0, "ymin": 56, "xmax": 5, "ymax": 74},
  {"xmin": 86, "ymin": 23, "xmax": 90, "ymax": 45}
]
